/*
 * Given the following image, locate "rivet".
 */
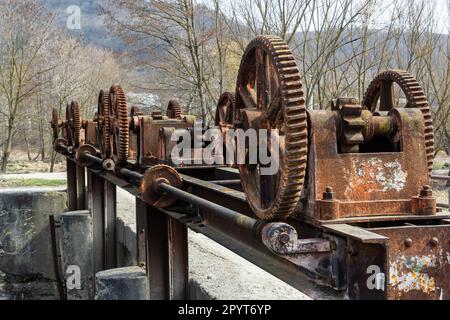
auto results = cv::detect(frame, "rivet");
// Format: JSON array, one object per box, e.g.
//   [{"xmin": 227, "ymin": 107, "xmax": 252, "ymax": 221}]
[
  {"xmin": 278, "ymin": 233, "xmax": 291, "ymax": 245},
  {"xmin": 430, "ymin": 237, "xmax": 439, "ymax": 247},
  {"xmin": 404, "ymin": 238, "xmax": 413, "ymax": 248}
]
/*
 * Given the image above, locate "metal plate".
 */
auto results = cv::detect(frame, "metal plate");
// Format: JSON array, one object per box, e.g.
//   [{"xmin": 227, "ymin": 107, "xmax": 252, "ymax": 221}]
[{"xmin": 371, "ymin": 224, "xmax": 450, "ymax": 299}]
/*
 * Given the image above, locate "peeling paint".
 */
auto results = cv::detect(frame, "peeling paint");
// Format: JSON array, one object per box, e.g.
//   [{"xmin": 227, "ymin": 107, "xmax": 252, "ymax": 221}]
[
  {"xmin": 389, "ymin": 255, "xmax": 438, "ymax": 294},
  {"xmin": 344, "ymin": 158, "xmax": 407, "ymax": 199}
]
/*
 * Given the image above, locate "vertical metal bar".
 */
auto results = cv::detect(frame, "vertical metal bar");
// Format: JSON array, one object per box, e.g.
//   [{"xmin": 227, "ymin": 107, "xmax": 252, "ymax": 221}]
[
  {"xmin": 447, "ymin": 186, "xmax": 450, "ymax": 209},
  {"xmin": 67, "ymin": 159, "xmax": 77, "ymax": 211},
  {"xmin": 146, "ymin": 206, "xmax": 170, "ymax": 300},
  {"xmin": 104, "ymin": 181, "xmax": 117, "ymax": 269},
  {"xmin": 135, "ymin": 199, "xmax": 149, "ymax": 267},
  {"xmin": 168, "ymin": 217, "xmax": 189, "ymax": 300},
  {"xmin": 49, "ymin": 215, "xmax": 66, "ymax": 300},
  {"xmin": 88, "ymin": 172, "xmax": 105, "ymax": 274},
  {"xmin": 76, "ymin": 165, "xmax": 86, "ymax": 210}
]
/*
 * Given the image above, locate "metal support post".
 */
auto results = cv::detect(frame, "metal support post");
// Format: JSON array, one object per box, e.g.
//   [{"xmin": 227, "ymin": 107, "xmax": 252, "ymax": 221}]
[
  {"xmin": 104, "ymin": 181, "xmax": 117, "ymax": 269},
  {"xmin": 67, "ymin": 159, "xmax": 77, "ymax": 211}
]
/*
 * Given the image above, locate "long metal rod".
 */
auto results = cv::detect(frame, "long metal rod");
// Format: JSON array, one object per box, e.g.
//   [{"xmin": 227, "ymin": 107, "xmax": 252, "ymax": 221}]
[
  {"xmin": 430, "ymin": 175, "xmax": 450, "ymax": 181},
  {"xmin": 158, "ymin": 182, "xmax": 259, "ymax": 233},
  {"xmin": 83, "ymin": 153, "xmax": 104, "ymax": 165},
  {"xmin": 119, "ymin": 167, "xmax": 144, "ymax": 181},
  {"xmin": 208, "ymin": 179, "xmax": 241, "ymax": 186},
  {"xmin": 67, "ymin": 159, "xmax": 77, "ymax": 211}
]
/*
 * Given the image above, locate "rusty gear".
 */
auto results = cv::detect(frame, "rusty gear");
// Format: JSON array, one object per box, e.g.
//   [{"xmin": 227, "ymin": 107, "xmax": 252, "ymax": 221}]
[
  {"xmin": 362, "ymin": 70, "xmax": 434, "ymax": 172},
  {"xmin": 140, "ymin": 165, "xmax": 182, "ymax": 208},
  {"xmin": 235, "ymin": 35, "xmax": 308, "ymax": 220},
  {"xmin": 335, "ymin": 98, "xmax": 365, "ymax": 153},
  {"xmin": 215, "ymin": 92, "xmax": 235, "ymax": 126},
  {"xmin": 167, "ymin": 100, "xmax": 183, "ymax": 119},
  {"xmin": 53, "ymin": 138, "xmax": 68, "ymax": 154},
  {"xmin": 130, "ymin": 106, "xmax": 142, "ymax": 133},
  {"xmin": 130, "ymin": 106, "xmax": 142, "ymax": 117},
  {"xmin": 98, "ymin": 90, "xmax": 112, "ymax": 159},
  {"xmin": 66, "ymin": 101, "xmax": 81, "ymax": 148},
  {"xmin": 110, "ymin": 85, "xmax": 129, "ymax": 164},
  {"xmin": 75, "ymin": 144, "xmax": 98, "ymax": 167}
]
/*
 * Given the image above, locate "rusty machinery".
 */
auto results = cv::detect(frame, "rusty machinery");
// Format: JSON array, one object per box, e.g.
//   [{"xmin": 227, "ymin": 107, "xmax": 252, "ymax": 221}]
[{"xmin": 51, "ymin": 35, "xmax": 450, "ymax": 300}]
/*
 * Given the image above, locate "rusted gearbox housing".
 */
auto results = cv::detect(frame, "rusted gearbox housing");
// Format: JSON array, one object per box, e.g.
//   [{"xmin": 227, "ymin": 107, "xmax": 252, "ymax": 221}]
[
  {"xmin": 288, "ymin": 101, "xmax": 448, "ymax": 299},
  {"xmin": 134, "ymin": 113, "xmax": 195, "ymax": 166},
  {"xmin": 303, "ymin": 106, "xmax": 436, "ymax": 221}
]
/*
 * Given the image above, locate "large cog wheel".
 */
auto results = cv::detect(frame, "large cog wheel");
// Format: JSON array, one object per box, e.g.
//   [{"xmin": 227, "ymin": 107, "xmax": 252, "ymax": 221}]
[
  {"xmin": 110, "ymin": 85, "xmax": 129, "ymax": 164},
  {"xmin": 66, "ymin": 101, "xmax": 81, "ymax": 148},
  {"xmin": 235, "ymin": 35, "xmax": 308, "ymax": 221},
  {"xmin": 98, "ymin": 89, "xmax": 112, "ymax": 159},
  {"xmin": 362, "ymin": 70, "xmax": 434, "ymax": 173}
]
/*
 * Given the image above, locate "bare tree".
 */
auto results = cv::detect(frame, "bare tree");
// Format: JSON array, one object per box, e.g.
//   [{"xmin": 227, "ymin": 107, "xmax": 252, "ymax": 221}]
[{"xmin": 0, "ymin": 0, "xmax": 56, "ymax": 172}]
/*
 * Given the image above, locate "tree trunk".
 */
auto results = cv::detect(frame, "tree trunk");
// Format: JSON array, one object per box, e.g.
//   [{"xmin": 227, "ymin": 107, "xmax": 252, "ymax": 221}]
[
  {"xmin": 49, "ymin": 149, "xmax": 55, "ymax": 173},
  {"xmin": 0, "ymin": 122, "xmax": 14, "ymax": 173},
  {"xmin": 24, "ymin": 130, "xmax": 32, "ymax": 161}
]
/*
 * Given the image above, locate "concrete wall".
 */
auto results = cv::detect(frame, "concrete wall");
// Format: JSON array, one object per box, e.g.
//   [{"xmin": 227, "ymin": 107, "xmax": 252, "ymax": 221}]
[{"xmin": 0, "ymin": 187, "xmax": 66, "ymax": 300}]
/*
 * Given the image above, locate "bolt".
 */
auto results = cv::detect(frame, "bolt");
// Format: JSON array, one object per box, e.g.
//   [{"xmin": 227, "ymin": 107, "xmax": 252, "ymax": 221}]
[
  {"xmin": 348, "ymin": 244, "xmax": 359, "ymax": 256},
  {"xmin": 404, "ymin": 238, "xmax": 413, "ymax": 248},
  {"xmin": 278, "ymin": 232, "xmax": 291, "ymax": 245},
  {"xmin": 420, "ymin": 185, "xmax": 432, "ymax": 197},
  {"xmin": 323, "ymin": 186, "xmax": 335, "ymax": 200},
  {"xmin": 430, "ymin": 237, "xmax": 439, "ymax": 247}
]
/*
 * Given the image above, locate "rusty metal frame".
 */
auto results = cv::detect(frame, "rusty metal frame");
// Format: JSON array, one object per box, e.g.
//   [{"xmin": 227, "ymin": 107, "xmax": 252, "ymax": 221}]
[{"xmin": 65, "ymin": 157, "xmax": 450, "ymax": 300}]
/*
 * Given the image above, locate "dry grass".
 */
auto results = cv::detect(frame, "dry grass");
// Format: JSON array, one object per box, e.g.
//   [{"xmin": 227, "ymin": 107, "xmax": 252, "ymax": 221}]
[
  {"xmin": 0, "ymin": 178, "xmax": 66, "ymax": 187},
  {"xmin": 5, "ymin": 160, "xmax": 65, "ymax": 174}
]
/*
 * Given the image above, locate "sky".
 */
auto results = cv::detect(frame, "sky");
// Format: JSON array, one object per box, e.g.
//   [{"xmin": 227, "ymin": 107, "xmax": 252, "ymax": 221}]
[{"xmin": 215, "ymin": 0, "xmax": 450, "ymax": 34}]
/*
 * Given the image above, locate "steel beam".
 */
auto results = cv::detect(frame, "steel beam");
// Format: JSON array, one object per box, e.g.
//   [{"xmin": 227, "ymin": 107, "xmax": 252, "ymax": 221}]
[
  {"xmin": 146, "ymin": 206, "xmax": 170, "ymax": 300},
  {"xmin": 76, "ymin": 165, "xmax": 86, "ymax": 210},
  {"xmin": 87, "ymin": 171, "xmax": 105, "ymax": 274},
  {"xmin": 168, "ymin": 217, "xmax": 188, "ymax": 299},
  {"xmin": 144, "ymin": 205, "xmax": 189, "ymax": 300},
  {"xmin": 67, "ymin": 159, "xmax": 77, "ymax": 211},
  {"xmin": 104, "ymin": 181, "xmax": 117, "ymax": 269},
  {"xmin": 135, "ymin": 198, "xmax": 149, "ymax": 266}
]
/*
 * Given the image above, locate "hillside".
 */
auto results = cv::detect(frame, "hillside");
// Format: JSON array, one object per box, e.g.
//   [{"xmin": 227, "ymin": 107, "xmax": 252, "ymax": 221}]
[{"xmin": 42, "ymin": 0, "xmax": 124, "ymax": 50}]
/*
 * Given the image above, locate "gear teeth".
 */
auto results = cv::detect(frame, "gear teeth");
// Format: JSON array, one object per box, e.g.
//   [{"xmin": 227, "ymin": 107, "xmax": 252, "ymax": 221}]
[
  {"xmin": 99, "ymin": 90, "xmax": 112, "ymax": 159},
  {"xmin": 70, "ymin": 101, "xmax": 81, "ymax": 148},
  {"xmin": 235, "ymin": 35, "xmax": 308, "ymax": 221},
  {"xmin": 362, "ymin": 70, "xmax": 434, "ymax": 173},
  {"xmin": 167, "ymin": 100, "xmax": 183, "ymax": 119},
  {"xmin": 110, "ymin": 85, "xmax": 129, "ymax": 164}
]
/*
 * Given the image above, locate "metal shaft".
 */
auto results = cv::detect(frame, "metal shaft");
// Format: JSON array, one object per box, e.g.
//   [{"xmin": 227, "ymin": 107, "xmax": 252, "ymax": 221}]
[
  {"xmin": 208, "ymin": 179, "xmax": 241, "ymax": 186},
  {"xmin": 158, "ymin": 182, "xmax": 258, "ymax": 232},
  {"xmin": 82, "ymin": 153, "xmax": 104, "ymax": 165},
  {"xmin": 430, "ymin": 175, "xmax": 450, "ymax": 182},
  {"xmin": 119, "ymin": 167, "xmax": 144, "ymax": 181}
]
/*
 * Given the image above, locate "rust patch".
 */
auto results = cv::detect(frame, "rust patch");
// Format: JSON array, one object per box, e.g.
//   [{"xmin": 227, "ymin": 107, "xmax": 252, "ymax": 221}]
[{"xmin": 344, "ymin": 158, "xmax": 407, "ymax": 200}]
